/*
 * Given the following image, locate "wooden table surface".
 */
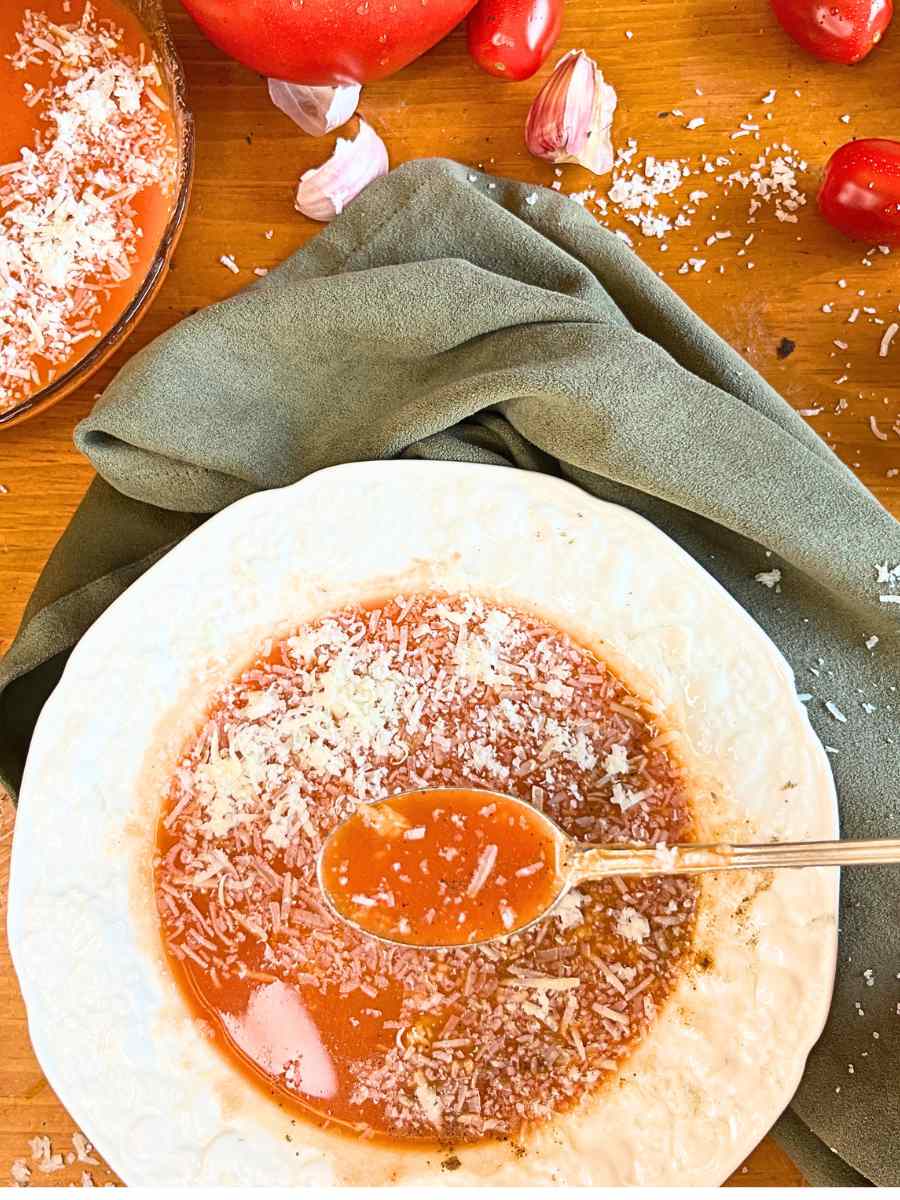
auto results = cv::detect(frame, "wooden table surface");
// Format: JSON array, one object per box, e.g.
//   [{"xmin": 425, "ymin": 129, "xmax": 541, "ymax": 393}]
[{"xmin": 3, "ymin": 0, "xmax": 899, "ymax": 1185}]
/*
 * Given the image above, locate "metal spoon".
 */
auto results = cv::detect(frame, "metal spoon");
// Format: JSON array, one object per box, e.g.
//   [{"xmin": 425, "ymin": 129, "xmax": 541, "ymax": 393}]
[{"xmin": 318, "ymin": 787, "xmax": 900, "ymax": 949}]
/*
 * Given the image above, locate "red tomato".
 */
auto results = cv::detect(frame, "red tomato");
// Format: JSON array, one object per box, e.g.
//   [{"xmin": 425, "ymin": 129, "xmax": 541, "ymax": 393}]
[
  {"xmin": 818, "ymin": 139, "xmax": 900, "ymax": 244},
  {"xmin": 770, "ymin": 0, "xmax": 893, "ymax": 63},
  {"xmin": 179, "ymin": 0, "xmax": 479, "ymax": 85},
  {"xmin": 466, "ymin": 0, "xmax": 563, "ymax": 80}
]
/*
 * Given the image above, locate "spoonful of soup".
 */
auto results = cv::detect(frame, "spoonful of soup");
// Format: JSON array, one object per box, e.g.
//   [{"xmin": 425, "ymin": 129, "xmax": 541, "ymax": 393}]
[{"xmin": 317, "ymin": 787, "xmax": 900, "ymax": 949}]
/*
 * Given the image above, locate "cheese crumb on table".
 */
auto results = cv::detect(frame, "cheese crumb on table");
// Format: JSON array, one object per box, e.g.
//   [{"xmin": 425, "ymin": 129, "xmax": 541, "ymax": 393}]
[
  {"xmin": 755, "ymin": 568, "xmax": 782, "ymax": 589},
  {"xmin": 7, "ymin": 1132, "xmax": 107, "ymax": 1187},
  {"xmin": 10, "ymin": 1161, "xmax": 30, "ymax": 1187},
  {"xmin": 879, "ymin": 323, "xmax": 899, "ymax": 357}
]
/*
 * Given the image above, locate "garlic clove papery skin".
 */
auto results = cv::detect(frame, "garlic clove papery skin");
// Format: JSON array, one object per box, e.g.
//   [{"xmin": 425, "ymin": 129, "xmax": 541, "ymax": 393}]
[
  {"xmin": 268, "ymin": 79, "xmax": 361, "ymax": 136},
  {"xmin": 524, "ymin": 49, "xmax": 618, "ymax": 176},
  {"xmin": 524, "ymin": 50, "xmax": 595, "ymax": 162},
  {"xmin": 559, "ymin": 72, "xmax": 617, "ymax": 175},
  {"xmin": 294, "ymin": 119, "xmax": 389, "ymax": 222}
]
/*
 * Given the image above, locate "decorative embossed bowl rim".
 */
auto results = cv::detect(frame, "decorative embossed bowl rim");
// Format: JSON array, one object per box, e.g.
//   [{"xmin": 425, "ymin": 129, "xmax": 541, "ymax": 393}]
[
  {"xmin": 0, "ymin": 0, "xmax": 194, "ymax": 430},
  {"xmin": 7, "ymin": 462, "xmax": 839, "ymax": 1185}
]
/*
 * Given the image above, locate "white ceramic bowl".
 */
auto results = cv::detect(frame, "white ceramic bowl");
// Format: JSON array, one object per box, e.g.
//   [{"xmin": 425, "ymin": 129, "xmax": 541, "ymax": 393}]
[{"xmin": 8, "ymin": 462, "xmax": 838, "ymax": 1185}]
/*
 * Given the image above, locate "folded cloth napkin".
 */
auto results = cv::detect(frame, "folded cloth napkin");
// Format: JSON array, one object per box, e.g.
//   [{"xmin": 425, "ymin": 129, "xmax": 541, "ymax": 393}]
[{"xmin": 1, "ymin": 158, "xmax": 897, "ymax": 1185}]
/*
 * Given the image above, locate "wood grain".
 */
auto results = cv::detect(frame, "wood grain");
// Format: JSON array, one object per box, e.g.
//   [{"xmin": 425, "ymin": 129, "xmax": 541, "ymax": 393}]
[{"xmin": 4, "ymin": 0, "xmax": 899, "ymax": 1183}]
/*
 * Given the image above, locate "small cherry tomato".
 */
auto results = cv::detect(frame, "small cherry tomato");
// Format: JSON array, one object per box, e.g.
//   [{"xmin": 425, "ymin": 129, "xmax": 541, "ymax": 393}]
[
  {"xmin": 770, "ymin": 0, "xmax": 893, "ymax": 63},
  {"xmin": 467, "ymin": 0, "xmax": 563, "ymax": 81},
  {"xmin": 818, "ymin": 138, "xmax": 900, "ymax": 244}
]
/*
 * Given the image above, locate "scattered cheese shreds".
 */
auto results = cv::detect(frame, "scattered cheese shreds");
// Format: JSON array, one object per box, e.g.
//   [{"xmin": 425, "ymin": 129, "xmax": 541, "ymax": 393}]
[
  {"xmin": 616, "ymin": 906, "xmax": 650, "ymax": 943},
  {"xmin": 466, "ymin": 843, "xmax": 498, "ymax": 898},
  {"xmin": 11, "ymin": 1160, "xmax": 31, "ymax": 1186},
  {"xmin": 155, "ymin": 593, "xmax": 699, "ymax": 1141},
  {"xmin": 603, "ymin": 743, "xmax": 630, "ymax": 776},
  {"xmin": 71, "ymin": 1132, "xmax": 99, "ymax": 1166},
  {"xmin": 870, "ymin": 416, "xmax": 888, "ymax": 441},
  {"xmin": 755, "ymin": 568, "xmax": 781, "ymax": 589},
  {"xmin": 879, "ymin": 322, "xmax": 899, "ymax": 357},
  {"xmin": 611, "ymin": 781, "xmax": 647, "ymax": 812}
]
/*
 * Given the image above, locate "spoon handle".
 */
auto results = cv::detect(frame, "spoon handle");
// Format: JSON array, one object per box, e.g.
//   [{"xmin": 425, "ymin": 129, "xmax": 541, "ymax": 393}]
[{"xmin": 567, "ymin": 837, "xmax": 900, "ymax": 883}]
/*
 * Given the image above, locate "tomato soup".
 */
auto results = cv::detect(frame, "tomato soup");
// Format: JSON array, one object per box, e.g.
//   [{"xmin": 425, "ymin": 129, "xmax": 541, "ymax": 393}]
[
  {"xmin": 0, "ymin": 0, "xmax": 178, "ymax": 414},
  {"xmin": 155, "ymin": 594, "xmax": 698, "ymax": 1143},
  {"xmin": 320, "ymin": 789, "xmax": 564, "ymax": 946}
]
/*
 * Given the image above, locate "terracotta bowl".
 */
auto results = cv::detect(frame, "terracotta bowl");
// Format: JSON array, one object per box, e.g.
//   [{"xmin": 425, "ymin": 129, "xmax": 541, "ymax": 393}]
[{"xmin": 0, "ymin": 0, "xmax": 194, "ymax": 431}]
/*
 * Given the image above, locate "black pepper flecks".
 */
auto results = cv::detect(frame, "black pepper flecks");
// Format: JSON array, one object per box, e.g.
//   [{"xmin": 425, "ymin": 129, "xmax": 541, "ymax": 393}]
[{"xmin": 777, "ymin": 337, "xmax": 797, "ymax": 359}]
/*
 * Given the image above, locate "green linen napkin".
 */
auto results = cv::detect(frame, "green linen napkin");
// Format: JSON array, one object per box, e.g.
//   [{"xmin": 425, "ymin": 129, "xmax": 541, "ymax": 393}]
[{"xmin": 1, "ymin": 158, "xmax": 897, "ymax": 1186}]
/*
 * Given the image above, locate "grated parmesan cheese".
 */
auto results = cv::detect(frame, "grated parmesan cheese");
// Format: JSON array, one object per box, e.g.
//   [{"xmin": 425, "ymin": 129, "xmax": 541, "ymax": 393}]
[
  {"xmin": 616, "ymin": 906, "xmax": 651, "ymax": 943},
  {"xmin": 603, "ymin": 743, "xmax": 630, "ymax": 776},
  {"xmin": 611, "ymin": 781, "xmax": 647, "ymax": 812},
  {"xmin": 553, "ymin": 887, "xmax": 586, "ymax": 930},
  {"xmin": 71, "ymin": 1133, "xmax": 99, "ymax": 1166},
  {"xmin": 0, "ymin": 3, "xmax": 177, "ymax": 413},
  {"xmin": 413, "ymin": 1071, "xmax": 444, "ymax": 1128},
  {"xmin": 28, "ymin": 1135, "xmax": 64, "ymax": 1174},
  {"xmin": 755, "ymin": 568, "xmax": 782, "ymax": 589},
  {"xmin": 879, "ymin": 322, "xmax": 899, "ymax": 357},
  {"xmin": 156, "ymin": 594, "xmax": 699, "ymax": 1142},
  {"xmin": 8, "ymin": 1131, "xmax": 105, "ymax": 1187},
  {"xmin": 10, "ymin": 1160, "xmax": 30, "ymax": 1186},
  {"xmin": 465, "ymin": 843, "xmax": 498, "ymax": 897}
]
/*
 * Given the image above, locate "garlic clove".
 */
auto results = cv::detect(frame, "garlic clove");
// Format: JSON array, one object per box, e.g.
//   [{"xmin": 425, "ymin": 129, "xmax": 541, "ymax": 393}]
[
  {"xmin": 295, "ymin": 118, "xmax": 389, "ymax": 222},
  {"xmin": 268, "ymin": 78, "xmax": 361, "ymax": 136},
  {"xmin": 562, "ymin": 73, "xmax": 617, "ymax": 175},
  {"xmin": 525, "ymin": 50, "xmax": 595, "ymax": 162},
  {"xmin": 524, "ymin": 49, "xmax": 617, "ymax": 177}
]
